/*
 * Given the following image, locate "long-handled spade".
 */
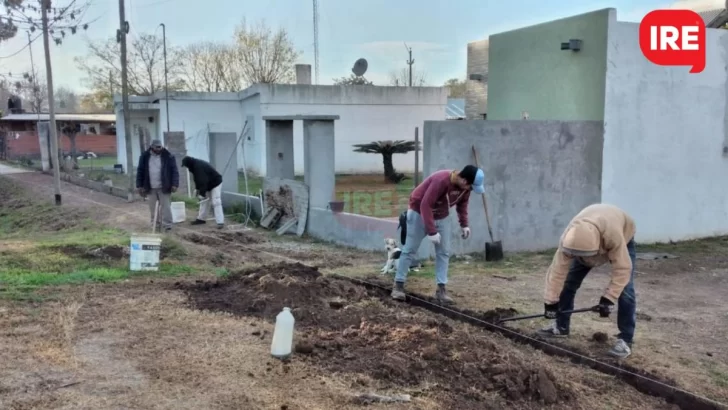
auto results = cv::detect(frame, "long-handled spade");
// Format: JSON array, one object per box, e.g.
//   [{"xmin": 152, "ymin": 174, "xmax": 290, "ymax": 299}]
[
  {"xmin": 471, "ymin": 145, "xmax": 503, "ymax": 261},
  {"xmin": 497, "ymin": 305, "xmax": 599, "ymax": 325}
]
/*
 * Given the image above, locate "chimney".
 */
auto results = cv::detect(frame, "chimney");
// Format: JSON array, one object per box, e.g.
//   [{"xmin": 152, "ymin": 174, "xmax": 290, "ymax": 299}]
[{"xmin": 295, "ymin": 64, "xmax": 312, "ymax": 85}]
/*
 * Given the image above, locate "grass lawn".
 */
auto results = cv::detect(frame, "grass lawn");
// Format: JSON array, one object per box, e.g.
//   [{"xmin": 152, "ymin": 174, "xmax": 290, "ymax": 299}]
[
  {"xmin": 0, "ymin": 178, "xmax": 196, "ymax": 301},
  {"xmin": 237, "ymin": 172, "xmax": 416, "ymax": 218}
]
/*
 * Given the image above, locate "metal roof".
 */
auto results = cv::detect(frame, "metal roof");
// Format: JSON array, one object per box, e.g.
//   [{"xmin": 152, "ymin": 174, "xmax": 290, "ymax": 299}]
[
  {"xmin": 670, "ymin": 0, "xmax": 728, "ymax": 27},
  {"xmin": 446, "ymin": 98, "xmax": 465, "ymax": 119},
  {"xmin": 0, "ymin": 113, "xmax": 116, "ymax": 122}
]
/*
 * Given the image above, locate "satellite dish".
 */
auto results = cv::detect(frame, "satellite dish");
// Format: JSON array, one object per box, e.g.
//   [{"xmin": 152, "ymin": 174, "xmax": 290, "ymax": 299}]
[{"xmin": 352, "ymin": 58, "xmax": 368, "ymax": 76}]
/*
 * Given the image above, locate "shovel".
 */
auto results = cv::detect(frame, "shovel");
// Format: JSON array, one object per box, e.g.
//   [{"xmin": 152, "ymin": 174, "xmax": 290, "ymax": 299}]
[
  {"xmin": 496, "ymin": 306, "xmax": 598, "ymax": 324},
  {"xmin": 471, "ymin": 146, "xmax": 503, "ymax": 261}
]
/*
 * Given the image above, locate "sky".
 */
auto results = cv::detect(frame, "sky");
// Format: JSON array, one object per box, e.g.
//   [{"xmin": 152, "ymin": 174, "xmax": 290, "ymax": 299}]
[{"xmin": 0, "ymin": 0, "xmax": 681, "ymax": 93}]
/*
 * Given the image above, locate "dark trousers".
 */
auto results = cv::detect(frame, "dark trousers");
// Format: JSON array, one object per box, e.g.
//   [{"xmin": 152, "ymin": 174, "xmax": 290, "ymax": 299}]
[{"xmin": 556, "ymin": 239, "xmax": 637, "ymax": 344}]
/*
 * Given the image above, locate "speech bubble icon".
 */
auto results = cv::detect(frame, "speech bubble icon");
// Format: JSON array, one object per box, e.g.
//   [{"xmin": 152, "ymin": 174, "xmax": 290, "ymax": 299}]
[{"xmin": 639, "ymin": 9, "xmax": 706, "ymax": 74}]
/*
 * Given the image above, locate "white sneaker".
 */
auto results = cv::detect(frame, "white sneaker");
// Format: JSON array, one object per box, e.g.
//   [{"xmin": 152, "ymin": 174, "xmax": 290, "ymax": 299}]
[{"xmin": 608, "ymin": 339, "xmax": 632, "ymax": 359}]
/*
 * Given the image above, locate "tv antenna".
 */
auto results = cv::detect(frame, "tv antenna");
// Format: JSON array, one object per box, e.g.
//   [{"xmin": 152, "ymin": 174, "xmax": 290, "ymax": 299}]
[{"xmin": 352, "ymin": 58, "xmax": 368, "ymax": 77}]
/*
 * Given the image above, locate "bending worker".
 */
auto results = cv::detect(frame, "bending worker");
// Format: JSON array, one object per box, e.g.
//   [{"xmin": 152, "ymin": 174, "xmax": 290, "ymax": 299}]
[
  {"xmin": 391, "ymin": 165, "xmax": 485, "ymax": 304},
  {"xmin": 181, "ymin": 156, "xmax": 225, "ymax": 229},
  {"xmin": 539, "ymin": 203, "xmax": 637, "ymax": 359}
]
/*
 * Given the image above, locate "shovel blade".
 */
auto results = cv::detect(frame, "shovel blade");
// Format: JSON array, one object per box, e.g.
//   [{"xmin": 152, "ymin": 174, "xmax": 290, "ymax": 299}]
[{"xmin": 485, "ymin": 241, "xmax": 504, "ymax": 261}]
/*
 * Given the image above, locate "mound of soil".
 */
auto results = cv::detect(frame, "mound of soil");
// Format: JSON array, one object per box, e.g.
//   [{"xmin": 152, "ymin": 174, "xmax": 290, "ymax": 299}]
[
  {"xmin": 55, "ymin": 245, "xmax": 128, "ymax": 260},
  {"xmin": 179, "ymin": 262, "xmax": 574, "ymax": 408}
]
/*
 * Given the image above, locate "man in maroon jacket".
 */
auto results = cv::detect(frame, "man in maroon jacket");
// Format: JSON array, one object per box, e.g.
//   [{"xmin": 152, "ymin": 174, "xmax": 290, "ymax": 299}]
[{"xmin": 391, "ymin": 165, "xmax": 485, "ymax": 304}]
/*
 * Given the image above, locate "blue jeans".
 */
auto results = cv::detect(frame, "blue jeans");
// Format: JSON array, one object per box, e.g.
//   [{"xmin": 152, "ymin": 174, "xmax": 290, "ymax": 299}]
[
  {"xmin": 395, "ymin": 209, "xmax": 451, "ymax": 285},
  {"xmin": 556, "ymin": 239, "xmax": 637, "ymax": 344}
]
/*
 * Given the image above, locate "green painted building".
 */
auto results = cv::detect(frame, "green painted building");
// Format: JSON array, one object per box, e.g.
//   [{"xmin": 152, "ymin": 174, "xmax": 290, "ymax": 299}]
[{"xmin": 475, "ymin": 8, "xmax": 613, "ymax": 121}]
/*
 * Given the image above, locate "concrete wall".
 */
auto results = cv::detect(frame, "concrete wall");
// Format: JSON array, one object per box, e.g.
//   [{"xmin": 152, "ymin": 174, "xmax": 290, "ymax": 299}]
[
  {"xmin": 423, "ymin": 120, "xmax": 604, "ymax": 253},
  {"xmin": 465, "ymin": 39, "xmax": 489, "ymax": 119},
  {"xmin": 119, "ymin": 85, "xmax": 447, "ymax": 178},
  {"xmin": 486, "ymin": 8, "xmax": 611, "ymax": 121},
  {"xmin": 115, "ymin": 105, "xmax": 160, "ymax": 171},
  {"xmin": 256, "ymin": 84, "xmax": 447, "ymax": 175},
  {"xmin": 602, "ymin": 18, "xmax": 728, "ymax": 242}
]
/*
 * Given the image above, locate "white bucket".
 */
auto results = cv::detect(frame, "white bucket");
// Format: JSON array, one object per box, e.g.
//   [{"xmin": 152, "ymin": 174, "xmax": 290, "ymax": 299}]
[
  {"xmin": 170, "ymin": 201, "xmax": 186, "ymax": 224},
  {"xmin": 129, "ymin": 234, "xmax": 162, "ymax": 271}
]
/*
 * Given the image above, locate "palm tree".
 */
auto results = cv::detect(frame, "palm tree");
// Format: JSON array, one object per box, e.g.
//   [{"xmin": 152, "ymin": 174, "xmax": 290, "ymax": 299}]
[{"xmin": 352, "ymin": 140, "xmax": 418, "ymax": 183}]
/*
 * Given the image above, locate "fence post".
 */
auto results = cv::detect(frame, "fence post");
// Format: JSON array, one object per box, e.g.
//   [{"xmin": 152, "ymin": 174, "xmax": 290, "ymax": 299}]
[{"xmin": 414, "ymin": 126, "xmax": 420, "ymax": 187}]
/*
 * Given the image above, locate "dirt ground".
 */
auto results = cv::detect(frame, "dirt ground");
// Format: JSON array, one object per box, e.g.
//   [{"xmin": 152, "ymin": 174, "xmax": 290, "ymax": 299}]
[
  {"xmin": 343, "ymin": 246, "xmax": 728, "ymax": 407},
  {"xmin": 0, "ymin": 169, "xmax": 725, "ymax": 409}
]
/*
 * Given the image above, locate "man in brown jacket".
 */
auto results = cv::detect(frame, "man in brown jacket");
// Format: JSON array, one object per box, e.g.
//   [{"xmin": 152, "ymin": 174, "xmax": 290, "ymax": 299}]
[{"xmin": 539, "ymin": 203, "xmax": 637, "ymax": 359}]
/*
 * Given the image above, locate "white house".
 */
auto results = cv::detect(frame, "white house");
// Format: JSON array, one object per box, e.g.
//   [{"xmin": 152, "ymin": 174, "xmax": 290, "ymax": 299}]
[{"xmin": 114, "ymin": 74, "xmax": 448, "ymax": 176}]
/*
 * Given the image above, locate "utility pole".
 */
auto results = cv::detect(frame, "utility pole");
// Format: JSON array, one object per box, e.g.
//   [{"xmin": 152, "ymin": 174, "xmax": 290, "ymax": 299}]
[
  {"xmin": 159, "ymin": 23, "xmax": 169, "ymax": 133},
  {"xmin": 41, "ymin": 1, "xmax": 61, "ymax": 205},
  {"xmin": 26, "ymin": 31, "xmax": 39, "ymax": 122},
  {"xmin": 118, "ymin": 0, "xmax": 134, "ymax": 201},
  {"xmin": 404, "ymin": 43, "xmax": 414, "ymax": 87},
  {"xmin": 108, "ymin": 69, "xmax": 113, "ymax": 101}
]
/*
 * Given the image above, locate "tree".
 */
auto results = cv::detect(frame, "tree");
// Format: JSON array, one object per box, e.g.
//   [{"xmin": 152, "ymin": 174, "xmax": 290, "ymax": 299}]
[
  {"xmin": 12, "ymin": 68, "xmax": 47, "ymax": 112},
  {"xmin": 0, "ymin": 0, "xmax": 23, "ymax": 43},
  {"xmin": 234, "ymin": 19, "xmax": 300, "ymax": 84},
  {"xmin": 75, "ymin": 32, "xmax": 184, "ymax": 97},
  {"xmin": 444, "ymin": 78, "xmax": 466, "ymax": 97},
  {"xmin": 54, "ymin": 86, "xmax": 78, "ymax": 112},
  {"xmin": 178, "ymin": 41, "xmax": 244, "ymax": 92},
  {"xmin": 78, "ymin": 90, "xmax": 111, "ymax": 112},
  {"xmin": 60, "ymin": 121, "xmax": 78, "ymax": 166},
  {"xmin": 352, "ymin": 140, "xmax": 419, "ymax": 183},
  {"xmin": 333, "ymin": 74, "xmax": 373, "ymax": 85},
  {"xmin": 389, "ymin": 68, "xmax": 427, "ymax": 87},
  {"xmin": 1, "ymin": 0, "xmax": 91, "ymax": 45}
]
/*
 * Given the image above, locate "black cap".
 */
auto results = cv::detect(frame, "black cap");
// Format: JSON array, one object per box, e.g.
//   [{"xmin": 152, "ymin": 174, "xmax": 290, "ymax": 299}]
[{"xmin": 459, "ymin": 165, "xmax": 478, "ymax": 185}]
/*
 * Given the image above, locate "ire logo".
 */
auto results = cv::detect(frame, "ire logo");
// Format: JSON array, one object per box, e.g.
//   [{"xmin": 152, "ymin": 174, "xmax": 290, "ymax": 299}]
[{"xmin": 639, "ymin": 9, "xmax": 706, "ymax": 73}]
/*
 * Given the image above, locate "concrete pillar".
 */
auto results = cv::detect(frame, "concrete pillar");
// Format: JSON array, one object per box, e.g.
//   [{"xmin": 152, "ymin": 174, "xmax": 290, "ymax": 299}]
[
  {"xmin": 295, "ymin": 64, "xmax": 312, "ymax": 85},
  {"xmin": 303, "ymin": 119, "xmax": 335, "ymax": 208},
  {"xmin": 37, "ymin": 121, "xmax": 50, "ymax": 171},
  {"xmin": 265, "ymin": 120, "xmax": 295, "ymax": 179}
]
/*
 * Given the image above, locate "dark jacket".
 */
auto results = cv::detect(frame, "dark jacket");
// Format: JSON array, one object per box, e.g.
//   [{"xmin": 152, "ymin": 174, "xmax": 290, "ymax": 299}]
[
  {"xmin": 136, "ymin": 148, "xmax": 179, "ymax": 194},
  {"xmin": 181, "ymin": 156, "xmax": 223, "ymax": 195}
]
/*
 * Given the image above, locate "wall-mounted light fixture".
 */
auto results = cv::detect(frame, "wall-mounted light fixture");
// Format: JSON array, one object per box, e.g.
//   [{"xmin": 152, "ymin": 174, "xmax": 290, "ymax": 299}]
[
  {"xmin": 560, "ymin": 39, "xmax": 582, "ymax": 52},
  {"xmin": 469, "ymin": 73, "xmax": 487, "ymax": 82}
]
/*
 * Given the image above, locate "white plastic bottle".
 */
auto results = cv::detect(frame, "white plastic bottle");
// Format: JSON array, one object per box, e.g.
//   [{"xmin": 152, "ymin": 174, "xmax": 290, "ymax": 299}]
[{"xmin": 270, "ymin": 307, "xmax": 295, "ymax": 359}]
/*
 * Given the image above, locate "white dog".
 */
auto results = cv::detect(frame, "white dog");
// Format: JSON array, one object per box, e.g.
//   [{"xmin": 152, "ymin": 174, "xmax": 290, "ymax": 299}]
[
  {"xmin": 381, "ymin": 237, "xmax": 423, "ymax": 275},
  {"xmin": 381, "ymin": 238, "xmax": 403, "ymax": 274}
]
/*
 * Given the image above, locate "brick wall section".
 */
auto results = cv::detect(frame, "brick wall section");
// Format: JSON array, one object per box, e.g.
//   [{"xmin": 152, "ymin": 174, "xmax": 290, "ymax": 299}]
[
  {"xmin": 466, "ymin": 39, "xmax": 489, "ymax": 119},
  {"xmin": 5, "ymin": 131, "xmax": 117, "ymax": 159}
]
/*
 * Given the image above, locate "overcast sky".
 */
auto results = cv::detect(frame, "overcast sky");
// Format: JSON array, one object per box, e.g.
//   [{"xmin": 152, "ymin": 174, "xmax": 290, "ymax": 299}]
[{"xmin": 0, "ymin": 0, "xmax": 673, "ymax": 93}]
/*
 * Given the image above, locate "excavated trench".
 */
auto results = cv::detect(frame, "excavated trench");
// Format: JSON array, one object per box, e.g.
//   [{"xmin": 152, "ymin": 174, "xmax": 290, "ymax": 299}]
[
  {"xmin": 338, "ymin": 275, "xmax": 725, "ymax": 410},
  {"xmin": 176, "ymin": 262, "xmax": 724, "ymax": 410}
]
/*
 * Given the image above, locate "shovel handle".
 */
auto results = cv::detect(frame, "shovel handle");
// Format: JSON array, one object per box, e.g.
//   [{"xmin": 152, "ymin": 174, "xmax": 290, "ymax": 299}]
[
  {"xmin": 471, "ymin": 145, "xmax": 495, "ymax": 243},
  {"xmin": 497, "ymin": 306, "xmax": 598, "ymax": 324}
]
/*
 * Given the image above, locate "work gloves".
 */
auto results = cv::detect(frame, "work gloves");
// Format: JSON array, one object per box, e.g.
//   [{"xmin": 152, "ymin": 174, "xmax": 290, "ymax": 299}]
[
  {"xmin": 544, "ymin": 302, "xmax": 559, "ymax": 319},
  {"xmin": 461, "ymin": 227, "xmax": 471, "ymax": 239},
  {"xmin": 427, "ymin": 232, "xmax": 441, "ymax": 245},
  {"xmin": 596, "ymin": 296, "xmax": 614, "ymax": 318}
]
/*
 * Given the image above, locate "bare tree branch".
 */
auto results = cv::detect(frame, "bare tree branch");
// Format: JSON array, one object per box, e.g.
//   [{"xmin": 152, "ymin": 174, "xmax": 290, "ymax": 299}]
[
  {"xmin": 388, "ymin": 68, "xmax": 427, "ymax": 87},
  {"xmin": 234, "ymin": 18, "xmax": 299, "ymax": 84}
]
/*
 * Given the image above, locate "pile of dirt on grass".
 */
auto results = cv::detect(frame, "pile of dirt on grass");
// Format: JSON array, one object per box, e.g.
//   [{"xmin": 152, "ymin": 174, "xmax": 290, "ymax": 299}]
[
  {"xmin": 54, "ymin": 245, "xmax": 128, "ymax": 260},
  {"xmin": 178, "ymin": 262, "xmax": 575, "ymax": 408},
  {"xmin": 0, "ymin": 196, "xmax": 87, "ymax": 232}
]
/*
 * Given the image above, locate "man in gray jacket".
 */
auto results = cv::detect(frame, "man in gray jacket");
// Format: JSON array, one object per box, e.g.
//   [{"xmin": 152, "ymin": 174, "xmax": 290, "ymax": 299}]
[{"xmin": 136, "ymin": 139, "xmax": 179, "ymax": 231}]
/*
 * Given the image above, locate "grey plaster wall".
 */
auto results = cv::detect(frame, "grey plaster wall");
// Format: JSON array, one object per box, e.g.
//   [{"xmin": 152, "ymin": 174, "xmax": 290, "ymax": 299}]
[
  {"xmin": 465, "ymin": 39, "xmax": 489, "ymax": 119},
  {"xmin": 423, "ymin": 120, "xmax": 604, "ymax": 253},
  {"xmin": 208, "ymin": 132, "xmax": 239, "ymax": 194}
]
